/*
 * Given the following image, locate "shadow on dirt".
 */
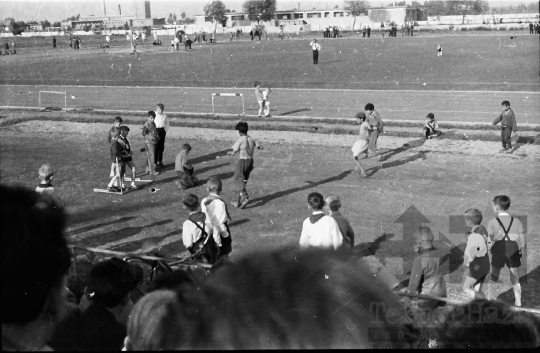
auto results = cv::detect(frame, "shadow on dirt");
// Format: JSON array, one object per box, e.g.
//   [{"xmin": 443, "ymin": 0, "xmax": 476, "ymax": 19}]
[
  {"xmin": 67, "ymin": 216, "xmax": 137, "ymax": 237},
  {"xmin": 246, "ymin": 170, "xmax": 353, "ymax": 209}
]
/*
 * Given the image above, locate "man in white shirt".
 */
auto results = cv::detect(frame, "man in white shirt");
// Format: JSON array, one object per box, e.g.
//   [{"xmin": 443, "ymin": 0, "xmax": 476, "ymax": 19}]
[
  {"xmin": 299, "ymin": 192, "xmax": 343, "ymax": 250},
  {"xmin": 309, "ymin": 39, "xmax": 321, "ymax": 64},
  {"xmin": 154, "ymin": 103, "xmax": 170, "ymax": 169}
]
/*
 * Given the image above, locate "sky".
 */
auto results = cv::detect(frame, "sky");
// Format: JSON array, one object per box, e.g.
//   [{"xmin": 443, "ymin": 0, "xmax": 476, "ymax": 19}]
[{"xmin": 0, "ymin": 0, "xmax": 531, "ymax": 22}]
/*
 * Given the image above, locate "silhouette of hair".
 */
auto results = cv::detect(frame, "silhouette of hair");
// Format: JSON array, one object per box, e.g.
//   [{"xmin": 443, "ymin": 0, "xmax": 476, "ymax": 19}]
[
  {"xmin": 172, "ymin": 247, "xmax": 413, "ymax": 349},
  {"xmin": 493, "ymin": 195, "xmax": 511, "ymax": 211},
  {"xmin": 1, "ymin": 185, "xmax": 70, "ymax": 324},
  {"xmin": 307, "ymin": 192, "xmax": 325, "ymax": 211}
]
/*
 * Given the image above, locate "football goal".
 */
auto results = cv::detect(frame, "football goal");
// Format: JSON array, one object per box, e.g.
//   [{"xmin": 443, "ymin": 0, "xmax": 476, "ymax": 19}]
[
  {"xmin": 39, "ymin": 90, "xmax": 67, "ymax": 110},
  {"xmin": 211, "ymin": 93, "xmax": 244, "ymax": 115}
]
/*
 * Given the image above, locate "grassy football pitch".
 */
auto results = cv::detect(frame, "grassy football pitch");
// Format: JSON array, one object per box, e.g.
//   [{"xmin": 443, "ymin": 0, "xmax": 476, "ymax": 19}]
[
  {"xmin": 1, "ymin": 32, "xmax": 539, "ymax": 91},
  {"xmin": 0, "ymin": 30, "xmax": 539, "ymax": 308}
]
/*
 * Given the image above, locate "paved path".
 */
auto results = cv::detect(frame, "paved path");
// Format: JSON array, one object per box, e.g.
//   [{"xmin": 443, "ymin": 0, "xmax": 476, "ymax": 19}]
[{"xmin": 1, "ymin": 84, "xmax": 539, "ymax": 123}]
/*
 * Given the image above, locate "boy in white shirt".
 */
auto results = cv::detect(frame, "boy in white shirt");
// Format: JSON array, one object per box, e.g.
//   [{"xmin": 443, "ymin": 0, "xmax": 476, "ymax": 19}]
[
  {"xmin": 201, "ymin": 178, "xmax": 233, "ymax": 260},
  {"xmin": 182, "ymin": 193, "xmax": 218, "ymax": 264},
  {"xmin": 154, "ymin": 103, "xmax": 170, "ymax": 169},
  {"xmin": 487, "ymin": 195, "xmax": 526, "ymax": 306},
  {"xmin": 462, "ymin": 208, "xmax": 491, "ymax": 300},
  {"xmin": 299, "ymin": 192, "xmax": 343, "ymax": 250}
]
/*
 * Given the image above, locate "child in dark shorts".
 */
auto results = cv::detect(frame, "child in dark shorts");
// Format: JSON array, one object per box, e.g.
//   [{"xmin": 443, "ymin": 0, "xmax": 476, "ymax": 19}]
[
  {"xmin": 227, "ymin": 121, "xmax": 263, "ymax": 209},
  {"xmin": 462, "ymin": 209, "xmax": 491, "ymax": 300},
  {"xmin": 487, "ymin": 195, "xmax": 526, "ymax": 306},
  {"xmin": 174, "ymin": 144, "xmax": 197, "ymax": 190}
]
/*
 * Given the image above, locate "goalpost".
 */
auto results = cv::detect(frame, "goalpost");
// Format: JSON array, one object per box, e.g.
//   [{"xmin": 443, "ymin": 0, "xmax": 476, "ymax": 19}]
[
  {"xmin": 211, "ymin": 93, "xmax": 244, "ymax": 115},
  {"xmin": 39, "ymin": 90, "xmax": 67, "ymax": 110}
]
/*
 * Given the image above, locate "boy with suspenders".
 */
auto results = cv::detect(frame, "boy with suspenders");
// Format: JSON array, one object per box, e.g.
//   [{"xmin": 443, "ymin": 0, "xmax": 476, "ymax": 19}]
[{"xmin": 487, "ymin": 195, "xmax": 526, "ymax": 306}]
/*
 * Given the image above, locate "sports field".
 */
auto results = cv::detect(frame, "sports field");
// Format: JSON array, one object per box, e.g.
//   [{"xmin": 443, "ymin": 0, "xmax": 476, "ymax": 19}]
[{"xmin": 1, "ymin": 29, "xmax": 539, "ymax": 310}]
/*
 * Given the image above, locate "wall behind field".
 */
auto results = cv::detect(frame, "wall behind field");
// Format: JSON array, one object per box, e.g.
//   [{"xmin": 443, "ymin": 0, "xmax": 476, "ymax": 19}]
[{"xmin": 428, "ymin": 13, "xmax": 540, "ymax": 25}]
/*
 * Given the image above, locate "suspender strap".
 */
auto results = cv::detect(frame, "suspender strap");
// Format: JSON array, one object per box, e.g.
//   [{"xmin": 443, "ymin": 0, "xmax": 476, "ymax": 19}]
[
  {"xmin": 496, "ymin": 217, "xmax": 514, "ymax": 241},
  {"xmin": 189, "ymin": 217, "xmax": 212, "ymax": 245}
]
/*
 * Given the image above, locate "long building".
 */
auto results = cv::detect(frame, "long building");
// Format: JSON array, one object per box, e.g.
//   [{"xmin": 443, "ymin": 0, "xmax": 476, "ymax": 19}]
[{"xmin": 195, "ymin": 5, "xmax": 429, "ymax": 31}]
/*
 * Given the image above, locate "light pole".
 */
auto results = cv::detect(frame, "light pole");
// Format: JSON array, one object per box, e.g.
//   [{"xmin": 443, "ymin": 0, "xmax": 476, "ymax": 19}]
[{"xmin": 257, "ymin": 13, "xmax": 261, "ymax": 25}]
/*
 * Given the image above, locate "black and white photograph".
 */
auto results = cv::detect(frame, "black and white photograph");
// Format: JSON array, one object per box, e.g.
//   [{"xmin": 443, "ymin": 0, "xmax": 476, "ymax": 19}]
[{"xmin": 1, "ymin": 0, "xmax": 539, "ymax": 350}]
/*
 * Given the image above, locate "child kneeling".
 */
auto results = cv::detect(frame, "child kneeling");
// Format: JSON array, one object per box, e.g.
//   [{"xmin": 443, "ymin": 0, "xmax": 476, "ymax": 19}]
[
  {"xmin": 424, "ymin": 113, "xmax": 442, "ymax": 139},
  {"xmin": 175, "ymin": 144, "xmax": 198, "ymax": 190}
]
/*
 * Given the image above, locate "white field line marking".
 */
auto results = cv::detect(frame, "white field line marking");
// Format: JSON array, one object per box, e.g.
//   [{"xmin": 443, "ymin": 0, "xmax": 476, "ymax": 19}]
[
  {"xmin": 1, "ymin": 84, "xmax": 539, "ymax": 95},
  {"xmin": 2, "ymin": 106, "xmax": 539, "ymax": 127}
]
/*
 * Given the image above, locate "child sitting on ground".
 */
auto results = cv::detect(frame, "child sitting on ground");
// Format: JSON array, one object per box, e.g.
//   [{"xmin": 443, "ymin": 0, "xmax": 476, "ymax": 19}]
[
  {"xmin": 423, "ymin": 113, "xmax": 442, "ymax": 139},
  {"xmin": 404, "ymin": 226, "xmax": 447, "ymax": 312},
  {"xmin": 36, "ymin": 164, "xmax": 63, "ymax": 206},
  {"xmin": 175, "ymin": 144, "xmax": 197, "ymax": 190},
  {"xmin": 487, "ymin": 195, "xmax": 526, "ymax": 306},
  {"xmin": 299, "ymin": 192, "xmax": 343, "ymax": 250},
  {"xmin": 462, "ymin": 209, "xmax": 491, "ymax": 300},
  {"xmin": 182, "ymin": 194, "xmax": 219, "ymax": 264},
  {"xmin": 325, "ymin": 195, "xmax": 354, "ymax": 249},
  {"xmin": 201, "ymin": 178, "xmax": 233, "ymax": 261},
  {"xmin": 107, "ymin": 116, "xmax": 123, "ymax": 179}
]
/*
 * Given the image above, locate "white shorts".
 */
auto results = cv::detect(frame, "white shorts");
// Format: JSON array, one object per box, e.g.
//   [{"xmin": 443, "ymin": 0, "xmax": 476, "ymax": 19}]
[{"xmin": 352, "ymin": 139, "xmax": 369, "ymax": 157}]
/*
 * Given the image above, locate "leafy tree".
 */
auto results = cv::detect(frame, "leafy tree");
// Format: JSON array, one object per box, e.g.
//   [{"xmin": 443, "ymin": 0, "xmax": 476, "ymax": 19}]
[
  {"xmin": 411, "ymin": 1, "xmax": 422, "ymax": 6},
  {"xmin": 181, "ymin": 12, "xmax": 186, "ymax": 19},
  {"xmin": 40, "ymin": 20, "xmax": 51, "ymax": 28},
  {"xmin": 185, "ymin": 17, "xmax": 196, "ymax": 24},
  {"xmin": 167, "ymin": 13, "xmax": 173, "ymax": 24},
  {"xmin": 447, "ymin": 0, "xmax": 488, "ymax": 24},
  {"xmin": 344, "ymin": 1, "xmax": 370, "ymax": 30},
  {"xmin": 204, "ymin": 1, "xmax": 230, "ymax": 29},
  {"xmin": 173, "ymin": 13, "xmax": 177, "ymax": 21},
  {"xmin": 243, "ymin": 0, "xmax": 277, "ymax": 22},
  {"xmin": 10, "ymin": 20, "xmax": 26, "ymax": 35}
]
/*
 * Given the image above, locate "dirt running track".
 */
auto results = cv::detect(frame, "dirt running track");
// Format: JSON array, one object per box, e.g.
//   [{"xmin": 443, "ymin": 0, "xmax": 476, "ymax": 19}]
[{"xmin": 1, "ymin": 85, "xmax": 539, "ymax": 123}]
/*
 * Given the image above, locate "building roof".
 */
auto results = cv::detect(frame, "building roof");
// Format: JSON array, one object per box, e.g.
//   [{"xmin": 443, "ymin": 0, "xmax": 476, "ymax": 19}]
[{"xmin": 369, "ymin": 6, "xmax": 429, "ymax": 10}]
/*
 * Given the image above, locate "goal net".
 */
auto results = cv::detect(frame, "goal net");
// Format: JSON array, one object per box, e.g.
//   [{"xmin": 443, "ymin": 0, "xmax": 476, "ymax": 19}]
[
  {"xmin": 211, "ymin": 93, "xmax": 244, "ymax": 115},
  {"xmin": 39, "ymin": 91, "xmax": 67, "ymax": 110}
]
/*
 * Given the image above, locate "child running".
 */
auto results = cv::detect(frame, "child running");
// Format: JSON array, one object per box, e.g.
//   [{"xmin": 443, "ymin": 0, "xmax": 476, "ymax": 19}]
[
  {"xmin": 351, "ymin": 111, "xmax": 369, "ymax": 177},
  {"xmin": 462, "ymin": 209, "xmax": 491, "ymax": 300},
  {"xmin": 228, "ymin": 121, "xmax": 264, "ymax": 209},
  {"xmin": 201, "ymin": 178, "xmax": 233, "ymax": 261},
  {"xmin": 299, "ymin": 192, "xmax": 343, "ymax": 250},
  {"xmin": 487, "ymin": 195, "xmax": 526, "ymax": 306},
  {"xmin": 365, "ymin": 103, "xmax": 384, "ymax": 161}
]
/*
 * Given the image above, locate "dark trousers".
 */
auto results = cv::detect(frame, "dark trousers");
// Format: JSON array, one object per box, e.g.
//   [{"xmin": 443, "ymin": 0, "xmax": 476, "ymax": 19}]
[
  {"xmin": 367, "ymin": 30, "xmax": 371, "ymax": 37},
  {"xmin": 155, "ymin": 128, "xmax": 166, "ymax": 164},
  {"xmin": 501, "ymin": 127, "xmax": 512, "ymax": 149},
  {"xmin": 312, "ymin": 49, "xmax": 319, "ymax": 64}
]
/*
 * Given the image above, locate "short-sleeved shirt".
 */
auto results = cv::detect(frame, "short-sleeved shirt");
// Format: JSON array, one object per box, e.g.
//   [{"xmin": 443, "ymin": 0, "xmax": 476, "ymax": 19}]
[
  {"xmin": 487, "ymin": 213, "xmax": 524, "ymax": 242},
  {"xmin": 232, "ymin": 135, "xmax": 260, "ymax": 160},
  {"xmin": 464, "ymin": 232, "xmax": 489, "ymax": 265}
]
